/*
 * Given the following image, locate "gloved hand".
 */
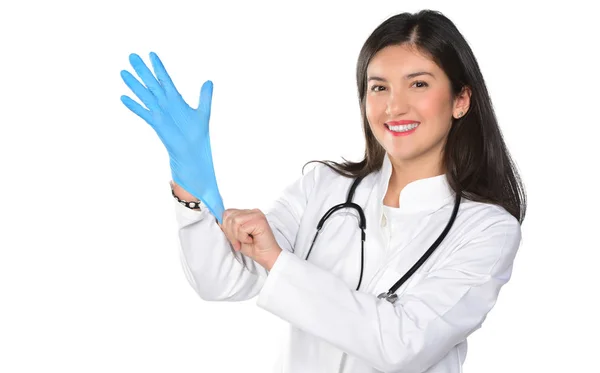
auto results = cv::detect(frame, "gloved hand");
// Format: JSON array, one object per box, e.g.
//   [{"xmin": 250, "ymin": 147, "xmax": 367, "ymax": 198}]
[{"xmin": 120, "ymin": 52, "xmax": 225, "ymax": 223}]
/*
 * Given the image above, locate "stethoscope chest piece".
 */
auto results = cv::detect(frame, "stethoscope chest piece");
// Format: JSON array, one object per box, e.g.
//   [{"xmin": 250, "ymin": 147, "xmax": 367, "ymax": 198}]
[{"xmin": 377, "ymin": 291, "xmax": 398, "ymax": 304}]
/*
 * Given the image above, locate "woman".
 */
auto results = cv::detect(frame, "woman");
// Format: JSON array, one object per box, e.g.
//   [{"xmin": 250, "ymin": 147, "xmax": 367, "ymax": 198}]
[{"xmin": 120, "ymin": 9, "xmax": 527, "ymax": 373}]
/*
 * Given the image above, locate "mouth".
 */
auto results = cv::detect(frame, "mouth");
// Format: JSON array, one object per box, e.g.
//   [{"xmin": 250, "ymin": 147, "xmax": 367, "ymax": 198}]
[{"xmin": 385, "ymin": 122, "xmax": 419, "ymax": 136}]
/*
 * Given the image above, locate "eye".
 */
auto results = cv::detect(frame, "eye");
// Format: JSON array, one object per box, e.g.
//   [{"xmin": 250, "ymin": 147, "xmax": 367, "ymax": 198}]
[
  {"xmin": 369, "ymin": 85, "xmax": 386, "ymax": 92},
  {"xmin": 412, "ymin": 81, "xmax": 429, "ymax": 88}
]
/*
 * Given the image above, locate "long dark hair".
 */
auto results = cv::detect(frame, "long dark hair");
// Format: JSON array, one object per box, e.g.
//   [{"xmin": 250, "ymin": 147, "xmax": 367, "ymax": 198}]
[{"xmin": 304, "ymin": 9, "xmax": 527, "ymax": 224}]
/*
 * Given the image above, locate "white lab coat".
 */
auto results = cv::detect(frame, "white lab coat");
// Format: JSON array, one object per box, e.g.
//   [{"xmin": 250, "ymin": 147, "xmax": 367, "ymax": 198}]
[{"xmin": 174, "ymin": 153, "xmax": 522, "ymax": 373}]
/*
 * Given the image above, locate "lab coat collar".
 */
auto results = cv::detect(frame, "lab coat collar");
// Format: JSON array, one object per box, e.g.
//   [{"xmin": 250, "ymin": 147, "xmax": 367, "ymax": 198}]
[{"xmin": 375, "ymin": 153, "xmax": 455, "ymax": 214}]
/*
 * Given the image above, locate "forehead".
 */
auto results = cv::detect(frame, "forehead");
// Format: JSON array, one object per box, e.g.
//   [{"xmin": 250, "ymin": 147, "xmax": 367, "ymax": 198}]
[{"xmin": 367, "ymin": 44, "xmax": 439, "ymax": 75}]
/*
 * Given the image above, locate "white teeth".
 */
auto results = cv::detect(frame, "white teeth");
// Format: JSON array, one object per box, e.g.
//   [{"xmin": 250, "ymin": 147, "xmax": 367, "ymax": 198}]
[{"xmin": 388, "ymin": 123, "xmax": 419, "ymax": 132}]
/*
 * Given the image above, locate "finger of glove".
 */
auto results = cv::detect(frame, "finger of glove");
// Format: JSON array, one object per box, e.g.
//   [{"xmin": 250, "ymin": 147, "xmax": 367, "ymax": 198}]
[
  {"xmin": 120, "ymin": 70, "xmax": 160, "ymax": 112},
  {"xmin": 149, "ymin": 52, "xmax": 181, "ymax": 99},
  {"xmin": 197, "ymin": 80, "xmax": 213, "ymax": 123},
  {"xmin": 120, "ymin": 95, "xmax": 153, "ymax": 124},
  {"xmin": 129, "ymin": 53, "xmax": 166, "ymax": 103},
  {"xmin": 122, "ymin": 93, "xmax": 173, "ymax": 148}
]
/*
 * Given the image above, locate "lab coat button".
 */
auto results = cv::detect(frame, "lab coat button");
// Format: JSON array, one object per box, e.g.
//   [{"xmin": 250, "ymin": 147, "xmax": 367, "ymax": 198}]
[{"xmin": 381, "ymin": 215, "xmax": 387, "ymax": 227}]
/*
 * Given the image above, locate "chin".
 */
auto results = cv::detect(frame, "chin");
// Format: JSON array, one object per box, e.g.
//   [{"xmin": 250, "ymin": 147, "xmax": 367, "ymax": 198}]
[
  {"xmin": 387, "ymin": 144, "xmax": 431, "ymax": 161},
  {"xmin": 383, "ymin": 142, "xmax": 417, "ymax": 157},
  {"xmin": 387, "ymin": 153, "xmax": 418, "ymax": 163}
]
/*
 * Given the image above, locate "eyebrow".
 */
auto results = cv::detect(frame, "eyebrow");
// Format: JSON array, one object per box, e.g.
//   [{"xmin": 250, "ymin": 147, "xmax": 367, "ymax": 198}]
[{"xmin": 367, "ymin": 71, "xmax": 436, "ymax": 81}]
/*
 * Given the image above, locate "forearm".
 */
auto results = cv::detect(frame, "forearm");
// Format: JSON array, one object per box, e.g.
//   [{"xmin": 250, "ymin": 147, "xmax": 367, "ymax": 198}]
[
  {"xmin": 173, "ymin": 184, "xmax": 267, "ymax": 301},
  {"xmin": 177, "ymin": 211, "xmax": 266, "ymax": 301}
]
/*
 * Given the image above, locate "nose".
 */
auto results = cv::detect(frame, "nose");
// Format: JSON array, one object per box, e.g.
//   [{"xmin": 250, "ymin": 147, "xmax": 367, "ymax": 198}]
[{"xmin": 385, "ymin": 91, "xmax": 409, "ymax": 117}]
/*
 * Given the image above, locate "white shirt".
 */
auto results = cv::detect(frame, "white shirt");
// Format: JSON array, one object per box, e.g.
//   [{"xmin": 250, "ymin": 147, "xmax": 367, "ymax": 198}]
[{"xmin": 174, "ymin": 153, "xmax": 522, "ymax": 373}]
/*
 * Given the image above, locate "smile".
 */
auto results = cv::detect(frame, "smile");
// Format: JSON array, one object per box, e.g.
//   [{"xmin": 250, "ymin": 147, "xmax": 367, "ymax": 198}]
[{"xmin": 385, "ymin": 123, "xmax": 419, "ymax": 136}]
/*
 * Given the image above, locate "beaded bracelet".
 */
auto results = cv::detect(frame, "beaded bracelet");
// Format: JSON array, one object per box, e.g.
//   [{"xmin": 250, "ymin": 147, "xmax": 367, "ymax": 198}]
[{"xmin": 171, "ymin": 186, "xmax": 201, "ymax": 210}]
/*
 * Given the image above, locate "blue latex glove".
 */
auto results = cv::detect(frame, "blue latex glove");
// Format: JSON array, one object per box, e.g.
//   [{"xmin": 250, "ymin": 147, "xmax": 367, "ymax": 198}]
[{"xmin": 120, "ymin": 52, "xmax": 225, "ymax": 223}]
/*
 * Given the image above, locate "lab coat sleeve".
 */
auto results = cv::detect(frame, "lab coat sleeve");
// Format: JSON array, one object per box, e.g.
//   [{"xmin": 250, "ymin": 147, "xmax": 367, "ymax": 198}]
[
  {"xmin": 256, "ymin": 210, "xmax": 522, "ymax": 373},
  {"xmin": 175, "ymin": 165, "xmax": 320, "ymax": 302}
]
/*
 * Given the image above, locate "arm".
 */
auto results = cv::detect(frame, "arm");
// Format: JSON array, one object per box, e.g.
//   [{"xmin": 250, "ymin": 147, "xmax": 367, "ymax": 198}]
[
  {"xmin": 175, "ymin": 165, "xmax": 321, "ymax": 302},
  {"xmin": 256, "ymin": 210, "xmax": 522, "ymax": 372}
]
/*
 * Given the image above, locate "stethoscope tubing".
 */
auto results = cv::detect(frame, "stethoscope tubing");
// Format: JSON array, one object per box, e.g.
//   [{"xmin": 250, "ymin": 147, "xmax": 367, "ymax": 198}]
[{"xmin": 305, "ymin": 176, "xmax": 461, "ymax": 303}]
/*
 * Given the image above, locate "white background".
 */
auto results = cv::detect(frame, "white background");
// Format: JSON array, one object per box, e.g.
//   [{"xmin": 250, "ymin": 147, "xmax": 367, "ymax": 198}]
[{"xmin": 1, "ymin": 0, "xmax": 598, "ymax": 372}]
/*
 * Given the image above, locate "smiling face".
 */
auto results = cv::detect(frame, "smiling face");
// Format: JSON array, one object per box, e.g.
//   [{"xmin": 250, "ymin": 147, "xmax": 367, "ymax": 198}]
[{"xmin": 365, "ymin": 44, "xmax": 470, "ymax": 174}]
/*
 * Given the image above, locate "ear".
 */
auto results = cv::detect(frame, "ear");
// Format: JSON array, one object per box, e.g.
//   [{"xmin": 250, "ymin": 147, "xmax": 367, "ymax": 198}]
[{"xmin": 452, "ymin": 86, "xmax": 472, "ymax": 119}]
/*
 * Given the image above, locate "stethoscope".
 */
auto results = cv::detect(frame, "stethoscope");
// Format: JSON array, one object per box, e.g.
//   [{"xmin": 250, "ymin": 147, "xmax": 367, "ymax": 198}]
[{"xmin": 304, "ymin": 175, "xmax": 461, "ymax": 304}]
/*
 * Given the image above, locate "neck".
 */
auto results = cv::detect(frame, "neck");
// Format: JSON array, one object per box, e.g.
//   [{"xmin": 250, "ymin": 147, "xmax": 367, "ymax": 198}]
[{"xmin": 387, "ymin": 153, "xmax": 445, "ymax": 194}]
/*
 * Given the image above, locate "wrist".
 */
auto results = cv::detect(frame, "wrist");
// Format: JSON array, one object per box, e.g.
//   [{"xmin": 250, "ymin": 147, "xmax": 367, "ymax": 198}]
[
  {"xmin": 171, "ymin": 181, "xmax": 198, "ymax": 200},
  {"xmin": 263, "ymin": 247, "xmax": 283, "ymax": 272},
  {"xmin": 170, "ymin": 181, "xmax": 202, "ymax": 210}
]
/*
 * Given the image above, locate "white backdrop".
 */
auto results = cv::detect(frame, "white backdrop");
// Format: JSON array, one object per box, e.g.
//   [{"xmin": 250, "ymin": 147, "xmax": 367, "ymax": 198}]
[{"xmin": 1, "ymin": 1, "xmax": 598, "ymax": 372}]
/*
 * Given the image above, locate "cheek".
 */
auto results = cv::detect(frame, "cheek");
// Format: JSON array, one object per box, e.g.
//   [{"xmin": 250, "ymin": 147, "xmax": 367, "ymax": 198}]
[
  {"xmin": 417, "ymin": 91, "xmax": 453, "ymax": 118},
  {"xmin": 365, "ymin": 96, "xmax": 384, "ymax": 124},
  {"xmin": 365, "ymin": 97, "xmax": 374, "ymax": 120},
  {"xmin": 413, "ymin": 99, "xmax": 434, "ymax": 117}
]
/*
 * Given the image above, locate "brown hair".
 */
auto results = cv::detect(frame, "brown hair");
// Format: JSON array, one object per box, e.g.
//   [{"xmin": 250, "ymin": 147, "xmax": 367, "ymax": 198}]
[{"xmin": 304, "ymin": 10, "xmax": 527, "ymax": 224}]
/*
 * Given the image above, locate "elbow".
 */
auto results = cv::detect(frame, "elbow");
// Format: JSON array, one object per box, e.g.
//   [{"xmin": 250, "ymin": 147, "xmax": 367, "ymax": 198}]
[
  {"xmin": 183, "ymin": 266, "xmax": 265, "ymax": 302},
  {"xmin": 372, "ymin": 345, "xmax": 437, "ymax": 373},
  {"xmin": 371, "ymin": 307, "xmax": 484, "ymax": 373},
  {"xmin": 181, "ymin": 263, "xmax": 231, "ymax": 301},
  {"xmin": 376, "ymin": 351, "xmax": 443, "ymax": 373},
  {"xmin": 183, "ymin": 272, "xmax": 237, "ymax": 302},
  {"xmin": 374, "ymin": 311, "xmax": 488, "ymax": 372},
  {"xmin": 373, "ymin": 338, "xmax": 460, "ymax": 373},
  {"xmin": 182, "ymin": 270, "xmax": 222, "ymax": 301},
  {"xmin": 188, "ymin": 281, "xmax": 228, "ymax": 302}
]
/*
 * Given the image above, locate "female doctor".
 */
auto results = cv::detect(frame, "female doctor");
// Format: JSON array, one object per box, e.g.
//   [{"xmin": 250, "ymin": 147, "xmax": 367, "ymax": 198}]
[{"xmin": 120, "ymin": 9, "xmax": 527, "ymax": 373}]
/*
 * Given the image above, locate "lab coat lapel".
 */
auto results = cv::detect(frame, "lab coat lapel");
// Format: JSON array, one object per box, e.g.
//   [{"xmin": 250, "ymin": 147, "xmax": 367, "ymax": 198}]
[{"xmin": 360, "ymin": 154, "xmax": 455, "ymax": 294}]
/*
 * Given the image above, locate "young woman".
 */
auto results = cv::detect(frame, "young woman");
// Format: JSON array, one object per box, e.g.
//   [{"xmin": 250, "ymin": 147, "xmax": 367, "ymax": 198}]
[{"xmin": 120, "ymin": 9, "xmax": 527, "ymax": 373}]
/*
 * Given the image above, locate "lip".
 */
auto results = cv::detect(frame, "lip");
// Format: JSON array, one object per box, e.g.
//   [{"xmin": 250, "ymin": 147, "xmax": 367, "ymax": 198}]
[
  {"xmin": 386, "ymin": 120, "xmax": 420, "ymax": 125},
  {"xmin": 385, "ymin": 121, "xmax": 419, "ymax": 137}
]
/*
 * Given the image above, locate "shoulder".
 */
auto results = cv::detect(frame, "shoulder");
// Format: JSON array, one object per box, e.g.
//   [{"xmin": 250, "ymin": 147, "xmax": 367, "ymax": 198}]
[
  {"xmin": 297, "ymin": 162, "xmax": 358, "ymax": 198},
  {"xmin": 272, "ymin": 162, "xmax": 354, "ymax": 210},
  {"xmin": 453, "ymin": 199, "xmax": 523, "ymax": 263},
  {"xmin": 462, "ymin": 200, "xmax": 521, "ymax": 236}
]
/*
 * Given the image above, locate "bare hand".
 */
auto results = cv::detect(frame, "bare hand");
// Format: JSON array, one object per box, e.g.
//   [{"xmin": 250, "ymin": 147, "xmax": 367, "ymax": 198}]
[{"xmin": 220, "ymin": 208, "xmax": 282, "ymax": 270}]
